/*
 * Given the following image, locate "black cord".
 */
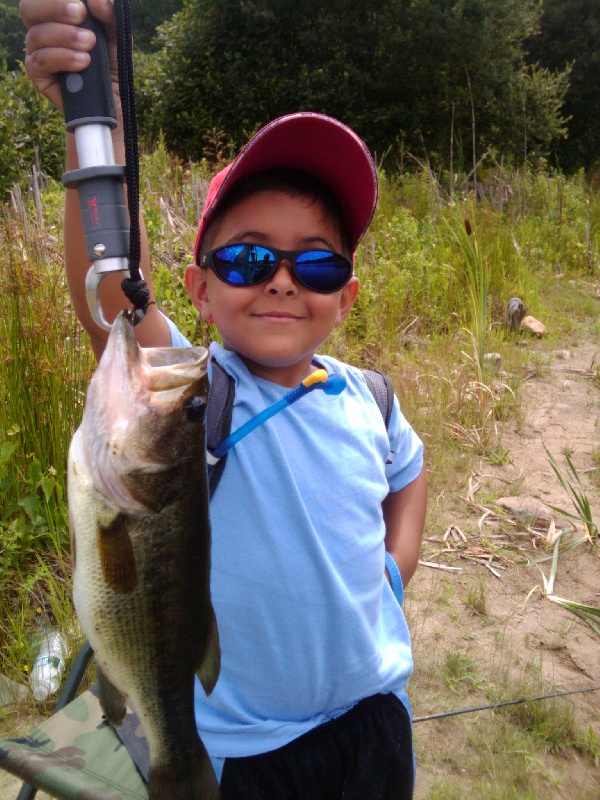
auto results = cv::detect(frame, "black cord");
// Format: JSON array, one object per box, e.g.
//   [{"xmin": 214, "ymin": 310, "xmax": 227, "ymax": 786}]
[
  {"xmin": 114, "ymin": 0, "xmax": 150, "ymax": 319},
  {"xmin": 413, "ymin": 684, "xmax": 600, "ymax": 723}
]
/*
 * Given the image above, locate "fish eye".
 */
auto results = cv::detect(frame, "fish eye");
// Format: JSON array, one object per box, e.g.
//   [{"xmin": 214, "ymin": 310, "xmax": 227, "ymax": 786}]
[{"xmin": 184, "ymin": 396, "xmax": 206, "ymax": 421}]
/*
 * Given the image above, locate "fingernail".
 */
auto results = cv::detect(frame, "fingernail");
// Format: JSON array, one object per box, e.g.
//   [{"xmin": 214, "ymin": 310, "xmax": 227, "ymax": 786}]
[
  {"xmin": 66, "ymin": 2, "xmax": 83, "ymax": 20},
  {"xmin": 76, "ymin": 29, "xmax": 94, "ymax": 45}
]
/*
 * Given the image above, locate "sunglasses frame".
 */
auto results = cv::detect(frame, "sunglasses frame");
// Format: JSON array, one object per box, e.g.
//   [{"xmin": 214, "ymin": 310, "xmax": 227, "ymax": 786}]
[{"xmin": 200, "ymin": 243, "xmax": 353, "ymax": 294}]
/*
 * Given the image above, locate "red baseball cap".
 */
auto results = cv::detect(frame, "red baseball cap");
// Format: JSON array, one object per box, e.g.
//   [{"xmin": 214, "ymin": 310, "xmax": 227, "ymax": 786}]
[{"xmin": 193, "ymin": 112, "xmax": 378, "ymax": 264}]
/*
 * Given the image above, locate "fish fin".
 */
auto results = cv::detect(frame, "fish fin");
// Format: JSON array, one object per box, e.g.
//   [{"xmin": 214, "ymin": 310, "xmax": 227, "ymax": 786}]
[
  {"xmin": 97, "ymin": 512, "xmax": 138, "ymax": 593},
  {"xmin": 197, "ymin": 605, "xmax": 221, "ymax": 697},
  {"xmin": 96, "ymin": 663, "xmax": 127, "ymax": 726},
  {"xmin": 148, "ymin": 743, "xmax": 220, "ymax": 800}
]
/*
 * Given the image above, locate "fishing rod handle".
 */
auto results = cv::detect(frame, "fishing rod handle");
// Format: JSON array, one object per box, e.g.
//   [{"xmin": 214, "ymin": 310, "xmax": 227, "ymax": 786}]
[
  {"xmin": 59, "ymin": 0, "xmax": 116, "ymax": 131},
  {"xmin": 62, "ymin": 161, "xmax": 129, "ymax": 266},
  {"xmin": 59, "ymin": 2, "xmax": 130, "ymax": 276}
]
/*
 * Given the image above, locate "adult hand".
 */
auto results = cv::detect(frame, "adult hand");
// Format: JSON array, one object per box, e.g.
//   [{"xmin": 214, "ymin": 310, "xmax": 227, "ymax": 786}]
[{"xmin": 20, "ymin": 0, "xmax": 118, "ymax": 112}]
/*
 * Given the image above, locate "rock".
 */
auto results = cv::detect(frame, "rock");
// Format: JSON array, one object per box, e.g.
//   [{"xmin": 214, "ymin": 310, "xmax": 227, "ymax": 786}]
[
  {"xmin": 520, "ymin": 315, "xmax": 548, "ymax": 337},
  {"xmin": 0, "ymin": 672, "xmax": 27, "ymax": 707},
  {"xmin": 505, "ymin": 297, "xmax": 528, "ymax": 331},
  {"xmin": 484, "ymin": 352, "xmax": 502, "ymax": 370},
  {"xmin": 495, "ymin": 496, "xmax": 556, "ymax": 532}
]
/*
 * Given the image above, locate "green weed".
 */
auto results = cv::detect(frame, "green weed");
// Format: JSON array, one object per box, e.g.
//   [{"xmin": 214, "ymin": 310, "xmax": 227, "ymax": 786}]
[
  {"xmin": 466, "ymin": 575, "xmax": 488, "ymax": 617},
  {"xmin": 443, "ymin": 647, "xmax": 481, "ymax": 693},
  {"xmin": 446, "ymin": 214, "xmax": 490, "ymax": 378},
  {"xmin": 498, "ymin": 674, "xmax": 595, "ymax": 757},
  {"xmin": 543, "ymin": 444, "xmax": 598, "ymax": 544}
]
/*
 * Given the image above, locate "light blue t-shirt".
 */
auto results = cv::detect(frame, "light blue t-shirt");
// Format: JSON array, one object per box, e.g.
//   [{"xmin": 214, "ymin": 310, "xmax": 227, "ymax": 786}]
[{"xmin": 164, "ymin": 317, "xmax": 423, "ymax": 774}]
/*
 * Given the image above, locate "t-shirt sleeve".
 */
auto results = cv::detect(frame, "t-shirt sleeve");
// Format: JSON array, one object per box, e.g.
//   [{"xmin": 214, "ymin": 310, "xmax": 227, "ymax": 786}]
[
  {"xmin": 160, "ymin": 311, "xmax": 192, "ymax": 348},
  {"xmin": 385, "ymin": 395, "xmax": 423, "ymax": 493}
]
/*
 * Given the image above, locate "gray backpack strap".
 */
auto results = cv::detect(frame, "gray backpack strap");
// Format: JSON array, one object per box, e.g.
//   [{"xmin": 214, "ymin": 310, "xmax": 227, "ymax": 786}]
[
  {"xmin": 362, "ymin": 369, "xmax": 394, "ymax": 429},
  {"xmin": 207, "ymin": 359, "xmax": 235, "ymax": 499}
]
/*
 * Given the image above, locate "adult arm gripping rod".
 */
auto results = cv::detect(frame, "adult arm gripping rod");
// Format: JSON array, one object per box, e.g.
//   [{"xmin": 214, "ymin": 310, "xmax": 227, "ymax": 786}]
[{"xmin": 60, "ymin": 0, "xmax": 130, "ymax": 330}]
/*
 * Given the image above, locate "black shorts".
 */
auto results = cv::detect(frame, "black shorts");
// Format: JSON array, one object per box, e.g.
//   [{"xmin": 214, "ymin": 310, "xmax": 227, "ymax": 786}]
[{"xmin": 220, "ymin": 693, "xmax": 414, "ymax": 799}]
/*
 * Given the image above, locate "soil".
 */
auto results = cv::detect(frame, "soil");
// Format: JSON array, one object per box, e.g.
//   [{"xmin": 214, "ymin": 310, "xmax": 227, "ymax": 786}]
[
  {"xmin": 411, "ymin": 330, "xmax": 600, "ymax": 798},
  {"xmin": 1, "ymin": 325, "xmax": 600, "ymax": 800}
]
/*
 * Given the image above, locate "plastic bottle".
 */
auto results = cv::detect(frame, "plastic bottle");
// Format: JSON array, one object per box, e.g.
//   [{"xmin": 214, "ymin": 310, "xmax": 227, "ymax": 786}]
[{"xmin": 29, "ymin": 628, "xmax": 67, "ymax": 702}]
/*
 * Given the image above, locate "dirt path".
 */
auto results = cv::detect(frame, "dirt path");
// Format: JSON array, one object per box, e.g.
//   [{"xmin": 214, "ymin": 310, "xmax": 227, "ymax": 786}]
[{"xmin": 412, "ymin": 332, "xmax": 600, "ymax": 798}]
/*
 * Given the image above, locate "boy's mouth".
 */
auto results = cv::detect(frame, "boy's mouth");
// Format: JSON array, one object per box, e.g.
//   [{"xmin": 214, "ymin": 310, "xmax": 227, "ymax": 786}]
[{"xmin": 253, "ymin": 311, "xmax": 304, "ymax": 322}]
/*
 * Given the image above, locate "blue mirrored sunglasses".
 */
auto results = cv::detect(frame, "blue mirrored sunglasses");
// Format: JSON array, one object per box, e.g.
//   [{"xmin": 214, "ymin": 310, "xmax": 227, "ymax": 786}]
[{"xmin": 201, "ymin": 244, "xmax": 352, "ymax": 294}]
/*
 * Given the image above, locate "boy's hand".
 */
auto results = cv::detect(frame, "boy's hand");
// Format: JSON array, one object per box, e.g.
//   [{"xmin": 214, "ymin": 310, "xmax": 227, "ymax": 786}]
[{"xmin": 20, "ymin": 0, "xmax": 118, "ymax": 112}]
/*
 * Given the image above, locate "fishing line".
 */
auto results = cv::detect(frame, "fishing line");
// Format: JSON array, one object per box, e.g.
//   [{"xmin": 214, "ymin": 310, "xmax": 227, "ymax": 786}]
[
  {"xmin": 114, "ymin": 0, "xmax": 150, "ymax": 318},
  {"xmin": 413, "ymin": 684, "xmax": 600, "ymax": 723}
]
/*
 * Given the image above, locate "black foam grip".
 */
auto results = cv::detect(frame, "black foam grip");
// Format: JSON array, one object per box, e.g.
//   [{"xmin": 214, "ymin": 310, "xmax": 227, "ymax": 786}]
[{"xmin": 59, "ymin": 0, "xmax": 116, "ymax": 130}]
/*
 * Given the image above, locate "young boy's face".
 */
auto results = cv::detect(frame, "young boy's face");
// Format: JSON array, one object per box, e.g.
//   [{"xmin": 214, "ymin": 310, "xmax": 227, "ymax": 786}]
[{"xmin": 185, "ymin": 190, "xmax": 359, "ymax": 387}]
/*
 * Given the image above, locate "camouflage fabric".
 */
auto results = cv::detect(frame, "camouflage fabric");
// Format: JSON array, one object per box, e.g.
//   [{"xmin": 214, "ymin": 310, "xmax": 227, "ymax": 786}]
[{"xmin": 0, "ymin": 686, "xmax": 148, "ymax": 799}]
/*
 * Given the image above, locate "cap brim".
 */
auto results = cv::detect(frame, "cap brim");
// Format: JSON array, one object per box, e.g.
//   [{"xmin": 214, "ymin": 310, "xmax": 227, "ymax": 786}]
[{"xmin": 194, "ymin": 113, "xmax": 378, "ymax": 261}]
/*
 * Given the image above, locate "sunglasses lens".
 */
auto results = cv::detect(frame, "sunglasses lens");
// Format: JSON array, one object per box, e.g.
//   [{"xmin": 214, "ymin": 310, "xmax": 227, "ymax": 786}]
[
  {"xmin": 213, "ymin": 245, "xmax": 277, "ymax": 286},
  {"xmin": 211, "ymin": 246, "xmax": 351, "ymax": 292},
  {"xmin": 295, "ymin": 251, "xmax": 351, "ymax": 292}
]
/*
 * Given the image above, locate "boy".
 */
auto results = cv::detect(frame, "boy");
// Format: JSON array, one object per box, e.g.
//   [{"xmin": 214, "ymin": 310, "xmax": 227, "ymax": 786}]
[{"xmin": 21, "ymin": 2, "xmax": 427, "ymax": 797}]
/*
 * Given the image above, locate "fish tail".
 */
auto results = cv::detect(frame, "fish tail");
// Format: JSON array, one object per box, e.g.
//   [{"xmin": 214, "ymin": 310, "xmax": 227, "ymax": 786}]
[{"xmin": 148, "ymin": 747, "xmax": 220, "ymax": 800}]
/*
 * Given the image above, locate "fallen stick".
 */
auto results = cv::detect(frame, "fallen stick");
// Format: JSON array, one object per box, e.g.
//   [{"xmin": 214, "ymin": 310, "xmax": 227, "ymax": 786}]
[{"xmin": 418, "ymin": 560, "xmax": 462, "ymax": 572}]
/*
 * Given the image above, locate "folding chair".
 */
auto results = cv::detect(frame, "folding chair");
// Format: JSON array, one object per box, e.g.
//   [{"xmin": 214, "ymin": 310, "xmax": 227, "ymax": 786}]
[{"xmin": 0, "ymin": 641, "xmax": 150, "ymax": 800}]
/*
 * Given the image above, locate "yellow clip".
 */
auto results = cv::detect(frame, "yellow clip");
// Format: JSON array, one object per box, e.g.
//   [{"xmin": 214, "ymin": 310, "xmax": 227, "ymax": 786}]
[{"xmin": 302, "ymin": 369, "xmax": 328, "ymax": 388}]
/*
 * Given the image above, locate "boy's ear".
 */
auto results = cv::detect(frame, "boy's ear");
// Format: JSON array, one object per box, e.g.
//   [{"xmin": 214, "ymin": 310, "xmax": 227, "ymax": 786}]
[
  {"xmin": 185, "ymin": 265, "xmax": 212, "ymax": 320},
  {"xmin": 335, "ymin": 276, "xmax": 359, "ymax": 327}
]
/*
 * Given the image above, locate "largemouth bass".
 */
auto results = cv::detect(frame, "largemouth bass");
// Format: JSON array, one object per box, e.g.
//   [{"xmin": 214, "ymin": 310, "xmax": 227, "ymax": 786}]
[{"xmin": 68, "ymin": 310, "xmax": 220, "ymax": 799}]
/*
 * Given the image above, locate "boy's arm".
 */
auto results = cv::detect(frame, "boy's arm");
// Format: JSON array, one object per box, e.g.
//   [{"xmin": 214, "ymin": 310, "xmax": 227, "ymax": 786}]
[
  {"xmin": 21, "ymin": 0, "xmax": 170, "ymax": 359},
  {"xmin": 383, "ymin": 467, "xmax": 427, "ymax": 588}
]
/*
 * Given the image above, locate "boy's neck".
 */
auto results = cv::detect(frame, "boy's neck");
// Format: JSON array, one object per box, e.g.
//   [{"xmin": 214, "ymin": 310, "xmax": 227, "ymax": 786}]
[{"xmin": 228, "ymin": 348, "xmax": 320, "ymax": 387}]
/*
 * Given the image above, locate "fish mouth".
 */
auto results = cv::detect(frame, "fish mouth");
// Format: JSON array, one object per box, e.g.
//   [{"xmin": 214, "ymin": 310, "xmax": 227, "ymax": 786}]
[
  {"xmin": 106, "ymin": 311, "xmax": 209, "ymax": 404},
  {"xmin": 79, "ymin": 311, "xmax": 209, "ymax": 512}
]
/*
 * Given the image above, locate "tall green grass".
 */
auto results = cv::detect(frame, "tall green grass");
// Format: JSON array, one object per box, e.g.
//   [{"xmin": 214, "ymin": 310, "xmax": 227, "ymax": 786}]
[{"xmin": 0, "ymin": 182, "xmax": 93, "ymax": 683}]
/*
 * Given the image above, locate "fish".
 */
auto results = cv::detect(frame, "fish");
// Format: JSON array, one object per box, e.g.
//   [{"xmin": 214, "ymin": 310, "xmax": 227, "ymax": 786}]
[{"xmin": 68, "ymin": 309, "xmax": 221, "ymax": 800}]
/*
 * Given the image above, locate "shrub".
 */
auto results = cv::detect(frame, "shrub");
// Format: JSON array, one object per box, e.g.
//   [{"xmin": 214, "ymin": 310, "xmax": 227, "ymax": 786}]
[{"xmin": 0, "ymin": 67, "xmax": 65, "ymax": 197}]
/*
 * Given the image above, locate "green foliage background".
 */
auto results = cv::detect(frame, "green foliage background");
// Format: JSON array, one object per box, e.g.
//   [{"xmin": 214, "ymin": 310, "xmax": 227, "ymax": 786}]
[
  {"xmin": 527, "ymin": 0, "xmax": 600, "ymax": 172},
  {"xmin": 129, "ymin": 0, "xmax": 184, "ymax": 52},
  {"xmin": 3, "ymin": 0, "xmax": 600, "ymax": 196},
  {"xmin": 0, "ymin": 0, "xmax": 24, "ymax": 69},
  {"xmin": 0, "ymin": 67, "xmax": 64, "ymax": 194},
  {"xmin": 138, "ymin": 0, "xmax": 570, "ymax": 168}
]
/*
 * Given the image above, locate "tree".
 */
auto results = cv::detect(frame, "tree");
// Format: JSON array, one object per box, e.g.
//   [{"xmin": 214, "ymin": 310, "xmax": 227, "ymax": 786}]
[
  {"xmin": 526, "ymin": 0, "xmax": 600, "ymax": 172},
  {"xmin": 135, "ymin": 0, "xmax": 569, "ymax": 168},
  {"xmin": 388, "ymin": 0, "xmax": 569, "ymax": 166},
  {"xmin": 0, "ymin": 1, "xmax": 26, "ymax": 70},
  {"xmin": 130, "ymin": 0, "xmax": 184, "ymax": 52}
]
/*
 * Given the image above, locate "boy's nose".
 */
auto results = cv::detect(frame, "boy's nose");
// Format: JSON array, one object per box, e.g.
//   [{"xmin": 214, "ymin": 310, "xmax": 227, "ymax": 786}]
[{"xmin": 265, "ymin": 260, "xmax": 298, "ymax": 295}]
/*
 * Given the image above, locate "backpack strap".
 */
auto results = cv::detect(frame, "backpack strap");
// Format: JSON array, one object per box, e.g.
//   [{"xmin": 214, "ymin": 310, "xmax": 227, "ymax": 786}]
[
  {"xmin": 362, "ymin": 369, "xmax": 394, "ymax": 429},
  {"xmin": 206, "ymin": 359, "xmax": 235, "ymax": 499},
  {"xmin": 362, "ymin": 369, "xmax": 395, "ymax": 464}
]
